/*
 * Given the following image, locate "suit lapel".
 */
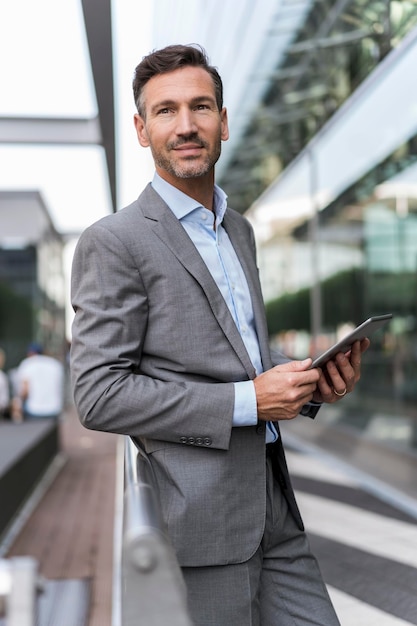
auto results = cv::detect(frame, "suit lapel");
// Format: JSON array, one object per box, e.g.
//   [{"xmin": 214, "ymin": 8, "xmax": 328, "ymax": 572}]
[{"xmin": 139, "ymin": 185, "xmax": 257, "ymax": 379}]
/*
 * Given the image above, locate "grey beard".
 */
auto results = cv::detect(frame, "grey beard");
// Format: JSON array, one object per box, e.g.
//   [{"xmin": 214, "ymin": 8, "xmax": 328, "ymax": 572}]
[
  {"xmin": 150, "ymin": 136, "xmax": 222, "ymax": 179},
  {"xmin": 154, "ymin": 154, "xmax": 214, "ymax": 179}
]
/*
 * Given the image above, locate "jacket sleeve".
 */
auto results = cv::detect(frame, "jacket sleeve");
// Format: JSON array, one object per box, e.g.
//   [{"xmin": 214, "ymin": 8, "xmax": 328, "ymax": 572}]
[{"xmin": 70, "ymin": 222, "xmax": 235, "ymax": 450}]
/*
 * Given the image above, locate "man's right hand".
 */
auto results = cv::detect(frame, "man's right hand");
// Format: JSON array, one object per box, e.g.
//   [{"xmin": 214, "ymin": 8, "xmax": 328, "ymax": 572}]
[{"xmin": 253, "ymin": 359, "xmax": 320, "ymax": 422}]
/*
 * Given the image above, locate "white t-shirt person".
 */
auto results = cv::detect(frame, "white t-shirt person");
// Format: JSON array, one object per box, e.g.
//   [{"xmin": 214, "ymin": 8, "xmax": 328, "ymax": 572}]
[
  {"xmin": 17, "ymin": 346, "xmax": 64, "ymax": 420},
  {"xmin": 0, "ymin": 370, "xmax": 9, "ymax": 416},
  {"xmin": 0, "ymin": 348, "xmax": 9, "ymax": 416}
]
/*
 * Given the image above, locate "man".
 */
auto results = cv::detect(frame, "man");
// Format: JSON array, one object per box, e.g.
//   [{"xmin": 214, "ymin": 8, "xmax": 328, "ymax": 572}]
[
  {"xmin": 15, "ymin": 343, "xmax": 64, "ymax": 421},
  {"xmin": 71, "ymin": 44, "xmax": 369, "ymax": 625}
]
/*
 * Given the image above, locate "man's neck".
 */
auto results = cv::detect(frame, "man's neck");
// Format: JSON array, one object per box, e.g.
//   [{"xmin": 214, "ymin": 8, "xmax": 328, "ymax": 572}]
[{"xmin": 156, "ymin": 169, "xmax": 215, "ymax": 212}]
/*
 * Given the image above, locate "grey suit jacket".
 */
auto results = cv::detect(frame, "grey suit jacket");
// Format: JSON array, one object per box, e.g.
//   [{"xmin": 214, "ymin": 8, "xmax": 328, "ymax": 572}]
[{"xmin": 70, "ymin": 183, "xmax": 303, "ymax": 567}]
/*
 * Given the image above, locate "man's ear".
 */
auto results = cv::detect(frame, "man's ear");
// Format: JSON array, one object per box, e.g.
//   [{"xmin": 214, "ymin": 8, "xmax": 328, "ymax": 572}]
[
  {"xmin": 134, "ymin": 114, "xmax": 150, "ymax": 147},
  {"xmin": 220, "ymin": 107, "xmax": 229, "ymax": 142}
]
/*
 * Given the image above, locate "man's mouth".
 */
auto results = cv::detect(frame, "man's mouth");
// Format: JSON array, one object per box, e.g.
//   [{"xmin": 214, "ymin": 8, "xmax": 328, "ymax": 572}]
[
  {"xmin": 173, "ymin": 143, "xmax": 204, "ymax": 157},
  {"xmin": 170, "ymin": 136, "xmax": 207, "ymax": 152}
]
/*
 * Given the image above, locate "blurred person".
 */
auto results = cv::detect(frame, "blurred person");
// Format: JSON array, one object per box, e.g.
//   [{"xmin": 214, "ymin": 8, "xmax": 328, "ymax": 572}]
[
  {"xmin": 71, "ymin": 45, "xmax": 370, "ymax": 626},
  {"xmin": 14, "ymin": 343, "xmax": 64, "ymax": 421},
  {"xmin": 0, "ymin": 347, "xmax": 10, "ymax": 418}
]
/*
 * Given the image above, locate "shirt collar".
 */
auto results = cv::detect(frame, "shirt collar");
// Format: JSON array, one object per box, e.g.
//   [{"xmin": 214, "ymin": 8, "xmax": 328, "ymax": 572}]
[{"xmin": 151, "ymin": 172, "xmax": 228, "ymax": 224}]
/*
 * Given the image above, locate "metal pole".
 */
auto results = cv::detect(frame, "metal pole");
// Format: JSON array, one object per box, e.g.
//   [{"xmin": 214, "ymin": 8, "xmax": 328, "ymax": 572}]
[
  {"xmin": 308, "ymin": 147, "xmax": 322, "ymax": 355},
  {"xmin": 122, "ymin": 438, "xmax": 193, "ymax": 626},
  {"xmin": 0, "ymin": 557, "xmax": 38, "ymax": 626}
]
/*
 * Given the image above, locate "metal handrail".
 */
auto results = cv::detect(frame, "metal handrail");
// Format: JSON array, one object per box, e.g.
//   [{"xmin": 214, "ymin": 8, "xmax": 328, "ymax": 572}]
[
  {"xmin": 0, "ymin": 557, "xmax": 39, "ymax": 626},
  {"xmin": 121, "ymin": 437, "xmax": 193, "ymax": 626}
]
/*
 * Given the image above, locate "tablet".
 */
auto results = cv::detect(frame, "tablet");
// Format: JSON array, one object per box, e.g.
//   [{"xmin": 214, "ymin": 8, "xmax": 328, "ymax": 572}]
[{"xmin": 310, "ymin": 314, "xmax": 392, "ymax": 369}]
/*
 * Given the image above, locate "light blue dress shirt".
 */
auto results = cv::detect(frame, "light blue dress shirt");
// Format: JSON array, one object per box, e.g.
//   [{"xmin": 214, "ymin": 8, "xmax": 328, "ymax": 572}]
[{"xmin": 152, "ymin": 173, "xmax": 278, "ymax": 443}]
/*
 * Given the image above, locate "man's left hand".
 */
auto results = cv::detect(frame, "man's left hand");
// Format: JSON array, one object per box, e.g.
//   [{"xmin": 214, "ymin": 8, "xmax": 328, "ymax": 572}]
[{"xmin": 312, "ymin": 338, "xmax": 370, "ymax": 404}]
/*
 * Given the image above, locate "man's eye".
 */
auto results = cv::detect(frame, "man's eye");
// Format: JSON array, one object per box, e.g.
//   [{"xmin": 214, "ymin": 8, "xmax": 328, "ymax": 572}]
[
  {"xmin": 195, "ymin": 104, "xmax": 209, "ymax": 111},
  {"xmin": 158, "ymin": 108, "xmax": 170, "ymax": 115}
]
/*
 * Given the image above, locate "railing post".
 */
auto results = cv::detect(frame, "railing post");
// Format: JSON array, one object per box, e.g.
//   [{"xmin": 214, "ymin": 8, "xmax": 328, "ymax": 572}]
[
  {"xmin": 121, "ymin": 437, "xmax": 193, "ymax": 626},
  {"xmin": 0, "ymin": 557, "xmax": 39, "ymax": 626}
]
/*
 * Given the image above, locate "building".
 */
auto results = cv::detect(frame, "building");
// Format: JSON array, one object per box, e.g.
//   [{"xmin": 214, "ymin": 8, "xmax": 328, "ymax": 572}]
[
  {"xmin": 240, "ymin": 5, "xmax": 417, "ymax": 412},
  {"xmin": 151, "ymin": 0, "xmax": 417, "ymax": 433},
  {"xmin": 0, "ymin": 191, "xmax": 66, "ymax": 367}
]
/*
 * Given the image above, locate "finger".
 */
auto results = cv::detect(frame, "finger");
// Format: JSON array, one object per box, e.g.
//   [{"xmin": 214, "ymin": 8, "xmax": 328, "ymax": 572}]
[
  {"xmin": 316, "ymin": 371, "xmax": 342, "ymax": 403},
  {"xmin": 347, "ymin": 341, "xmax": 363, "ymax": 379},
  {"xmin": 274, "ymin": 358, "xmax": 313, "ymax": 372},
  {"xmin": 325, "ymin": 356, "xmax": 354, "ymax": 393},
  {"xmin": 317, "ymin": 372, "xmax": 348, "ymax": 403}
]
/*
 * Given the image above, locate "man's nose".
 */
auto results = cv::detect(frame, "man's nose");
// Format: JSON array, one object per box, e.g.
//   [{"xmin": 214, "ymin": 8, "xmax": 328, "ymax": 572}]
[{"xmin": 175, "ymin": 108, "xmax": 198, "ymax": 135}]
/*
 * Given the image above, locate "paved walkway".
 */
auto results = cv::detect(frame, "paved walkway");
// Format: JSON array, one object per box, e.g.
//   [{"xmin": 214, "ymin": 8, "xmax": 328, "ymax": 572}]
[
  {"xmin": 283, "ymin": 437, "xmax": 417, "ymax": 625},
  {"xmin": 5, "ymin": 404, "xmax": 417, "ymax": 625},
  {"xmin": 5, "ymin": 405, "xmax": 118, "ymax": 626}
]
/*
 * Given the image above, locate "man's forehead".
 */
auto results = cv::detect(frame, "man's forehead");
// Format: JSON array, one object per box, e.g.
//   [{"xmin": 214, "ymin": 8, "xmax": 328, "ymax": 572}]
[{"xmin": 144, "ymin": 66, "xmax": 216, "ymax": 102}]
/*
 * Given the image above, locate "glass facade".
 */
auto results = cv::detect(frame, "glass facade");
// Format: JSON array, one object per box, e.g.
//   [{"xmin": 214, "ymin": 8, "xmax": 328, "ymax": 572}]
[
  {"xmin": 262, "ymin": 180, "xmax": 417, "ymax": 450},
  {"xmin": 253, "ymin": 35, "xmax": 417, "ymax": 452},
  {"xmin": 218, "ymin": 0, "xmax": 417, "ymax": 214},
  {"xmin": 221, "ymin": 3, "xmax": 417, "ymax": 453}
]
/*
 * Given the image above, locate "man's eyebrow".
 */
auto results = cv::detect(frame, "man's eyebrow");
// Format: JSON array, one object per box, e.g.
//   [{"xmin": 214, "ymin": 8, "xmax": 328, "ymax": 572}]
[
  {"xmin": 150, "ymin": 99, "xmax": 176, "ymax": 113},
  {"xmin": 150, "ymin": 95, "xmax": 217, "ymax": 113},
  {"xmin": 190, "ymin": 95, "xmax": 217, "ymax": 106}
]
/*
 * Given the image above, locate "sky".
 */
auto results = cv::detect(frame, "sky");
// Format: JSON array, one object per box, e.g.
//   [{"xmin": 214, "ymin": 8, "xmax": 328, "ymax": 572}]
[
  {"xmin": 0, "ymin": 0, "xmax": 156, "ymax": 232},
  {"xmin": 0, "ymin": 0, "xmax": 156, "ymax": 336}
]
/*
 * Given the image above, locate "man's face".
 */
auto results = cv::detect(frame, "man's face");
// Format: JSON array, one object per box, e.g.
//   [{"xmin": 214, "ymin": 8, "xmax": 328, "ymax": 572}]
[{"xmin": 134, "ymin": 66, "xmax": 229, "ymax": 184}]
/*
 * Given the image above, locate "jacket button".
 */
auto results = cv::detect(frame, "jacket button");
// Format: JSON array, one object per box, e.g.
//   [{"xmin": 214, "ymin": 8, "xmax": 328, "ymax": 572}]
[
  {"xmin": 187, "ymin": 437, "xmax": 195, "ymax": 445},
  {"xmin": 195, "ymin": 437, "xmax": 203, "ymax": 446},
  {"xmin": 256, "ymin": 425, "xmax": 265, "ymax": 435},
  {"xmin": 203, "ymin": 437, "xmax": 212, "ymax": 446},
  {"xmin": 180, "ymin": 437, "xmax": 187, "ymax": 444}
]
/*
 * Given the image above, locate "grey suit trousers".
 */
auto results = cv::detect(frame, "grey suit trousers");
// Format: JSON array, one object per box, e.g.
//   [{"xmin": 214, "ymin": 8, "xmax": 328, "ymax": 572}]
[{"xmin": 181, "ymin": 457, "xmax": 340, "ymax": 626}]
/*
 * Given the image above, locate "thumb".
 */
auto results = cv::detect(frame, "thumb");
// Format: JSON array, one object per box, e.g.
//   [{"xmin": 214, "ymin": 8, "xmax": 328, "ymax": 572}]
[{"xmin": 276, "ymin": 358, "xmax": 313, "ymax": 372}]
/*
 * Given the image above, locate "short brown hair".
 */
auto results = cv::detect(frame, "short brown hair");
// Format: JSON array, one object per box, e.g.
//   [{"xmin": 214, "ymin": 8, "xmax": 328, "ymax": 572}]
[{"xmin": 132, "ymin": 44, "xmax": 223, "ymax": 118}]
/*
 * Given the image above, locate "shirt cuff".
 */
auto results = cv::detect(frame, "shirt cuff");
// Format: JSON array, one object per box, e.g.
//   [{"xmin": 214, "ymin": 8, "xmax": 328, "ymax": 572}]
[{"xmin": 232, "ymin": 381, "xmax": 258, "ymax": 427}]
